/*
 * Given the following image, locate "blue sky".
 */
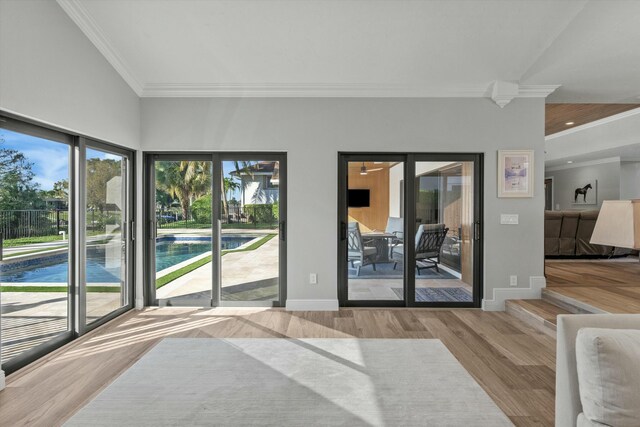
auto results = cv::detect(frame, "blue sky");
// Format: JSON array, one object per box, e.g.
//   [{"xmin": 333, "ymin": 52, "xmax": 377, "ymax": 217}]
[
  {"xmin": 1, "ymin": 128, "xmax": 69, "ymax": 190},
  {"xmin": 0, "ymin": 128, "xmax": 250, "ymax": 200}
]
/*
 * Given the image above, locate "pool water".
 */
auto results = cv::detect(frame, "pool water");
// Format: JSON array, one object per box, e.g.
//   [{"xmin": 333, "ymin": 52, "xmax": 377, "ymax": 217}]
[
  {"xmin": 0, "ymin": 249, "xmax": 120, "ymax": 283},
  {"xmin": 0, "ymin": 236, "xmax": 256, "ymax": 283}
]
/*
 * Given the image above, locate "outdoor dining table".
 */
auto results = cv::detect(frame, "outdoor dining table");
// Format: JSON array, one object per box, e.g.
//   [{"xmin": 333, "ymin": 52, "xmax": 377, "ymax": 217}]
[{"xmin": 361, "ymin": 231, "xmax": 398, "ymax": 263}]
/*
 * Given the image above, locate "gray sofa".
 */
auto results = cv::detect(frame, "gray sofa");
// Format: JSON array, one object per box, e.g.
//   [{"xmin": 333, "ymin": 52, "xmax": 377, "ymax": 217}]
[
  {"xmin": 545, "ymin": 210, "xmax": 633, "ymax": 257},
  {"xmin": 556, "ymin": 314, "xmax": 640, "ymax": 426}
]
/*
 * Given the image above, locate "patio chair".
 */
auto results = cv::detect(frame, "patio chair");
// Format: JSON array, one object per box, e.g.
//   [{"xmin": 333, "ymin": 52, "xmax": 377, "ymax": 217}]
[
  {"xmin": 347, "ymin": 222, "xmax": 378, "ymax": 276},
  {"xmin": 391, "ymin": 223, "xmax": 449, "ymax": 274},
  {"xmin": 385, "ymin": 216, "xmax": 404, "ymax": 257}
]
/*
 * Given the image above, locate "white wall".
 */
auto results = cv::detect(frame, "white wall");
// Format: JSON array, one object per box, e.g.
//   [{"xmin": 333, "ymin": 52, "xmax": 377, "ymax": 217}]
[
  {"xmin": 621, "ymin": 161, "xmax": 640, "ymax": 199},
  {"xmin": 0, "ymin": 0, "xmax": 142, "ymax": 384},
  {"xmin": 141, "ymin": 97, "xmax": 546, "ymax": 310},
  {"xmin": 0, "ymin": 0, "xmax": 140, "ymax": 148},
  {"xmin": 546, "ymin": 160, "xmax": 621, "ymax": 211}
]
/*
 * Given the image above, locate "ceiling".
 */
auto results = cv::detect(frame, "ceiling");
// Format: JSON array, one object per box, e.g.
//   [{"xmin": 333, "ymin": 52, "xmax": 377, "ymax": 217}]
[
  {"xmin": 545, "ymin": 104, "xmax": 640, "ymax": 135},
  {"xmin": 57, "ymin": 0, "xmax": 640, "ymax": 101}
]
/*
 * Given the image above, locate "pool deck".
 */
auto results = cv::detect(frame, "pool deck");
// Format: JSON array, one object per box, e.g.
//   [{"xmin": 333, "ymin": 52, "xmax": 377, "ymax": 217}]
[{"xmin": 1, "ymin": 228, "xmax": 279, "ymax": 364}]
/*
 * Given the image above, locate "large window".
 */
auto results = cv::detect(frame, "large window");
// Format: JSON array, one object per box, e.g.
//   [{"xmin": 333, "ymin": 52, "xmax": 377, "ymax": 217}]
[{"xmin": 0, "ymin": 115, "xmax": 134, "ymax": 374}]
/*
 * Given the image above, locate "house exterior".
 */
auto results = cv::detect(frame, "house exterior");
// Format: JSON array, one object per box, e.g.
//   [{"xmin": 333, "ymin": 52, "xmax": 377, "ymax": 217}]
[{"xmin": 230, "ymin": 161, "xmax": 279, "ymax": 206}]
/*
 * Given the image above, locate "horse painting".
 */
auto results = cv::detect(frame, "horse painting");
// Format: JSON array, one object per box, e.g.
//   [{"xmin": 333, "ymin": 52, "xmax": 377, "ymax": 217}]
[{"xmin": 574, "ymin": 183, "xmax": 593, "ymax": 203}]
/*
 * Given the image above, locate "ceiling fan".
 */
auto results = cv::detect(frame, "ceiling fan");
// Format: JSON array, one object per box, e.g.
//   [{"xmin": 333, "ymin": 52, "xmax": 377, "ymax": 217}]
[{"xmin": 360, "ymin": 162, "xmax": 383, "ymax": 175}]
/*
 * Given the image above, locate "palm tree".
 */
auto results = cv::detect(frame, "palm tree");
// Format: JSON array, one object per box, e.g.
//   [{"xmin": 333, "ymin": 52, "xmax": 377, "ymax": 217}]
[
  {"xmin": 222, "ymin": 177, "xmax": 240, "ymax": 220},
  {"xmin": 155, "ymin": 161, "xmax": 211, "ymax": 221}
]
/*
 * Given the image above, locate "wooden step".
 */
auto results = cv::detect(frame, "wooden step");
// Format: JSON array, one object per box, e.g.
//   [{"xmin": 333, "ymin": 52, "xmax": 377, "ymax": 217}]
[
  {"xmin": 541, "ymin": 288, "xmax": 607, "ymax": 314},
  {"xmin": 505, "ymin": 299, "xmax": 572, "ymax": 338}
]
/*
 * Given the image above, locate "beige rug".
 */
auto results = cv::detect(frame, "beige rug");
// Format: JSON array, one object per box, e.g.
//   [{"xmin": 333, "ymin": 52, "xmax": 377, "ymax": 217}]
[{"xmin": 66, "ymin": 338, "xmax": 513, "ymax": 426}]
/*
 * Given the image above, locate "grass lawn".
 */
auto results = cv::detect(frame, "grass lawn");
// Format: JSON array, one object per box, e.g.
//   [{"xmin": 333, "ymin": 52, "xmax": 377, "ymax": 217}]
[
  {"xmin": 3, "ymin": 235, "xmax": 65, "ymax": 247},
  {"xmin": 156, "ymin": 233, "xmax": 277, "ymax": 289}
]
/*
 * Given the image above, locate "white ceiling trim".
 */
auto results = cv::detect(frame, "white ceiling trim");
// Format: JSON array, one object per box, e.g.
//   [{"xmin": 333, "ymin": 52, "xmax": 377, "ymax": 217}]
[
  {"xmin": 56, "ymin": 0, "xmax": 143, "ymax": 96},
  {"xmin": 546, "ymin": 106, "xmax": 640, "ymax": 140},
  {"xmin": 141, "ymin": 82, "xmax": 559, "ymax": 99}
]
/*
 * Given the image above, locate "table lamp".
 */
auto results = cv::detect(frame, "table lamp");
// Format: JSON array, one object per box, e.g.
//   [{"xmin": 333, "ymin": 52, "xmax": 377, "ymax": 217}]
[{"xmin": 590, "ymin": 200, "xmax": 640, "ymax": 255}]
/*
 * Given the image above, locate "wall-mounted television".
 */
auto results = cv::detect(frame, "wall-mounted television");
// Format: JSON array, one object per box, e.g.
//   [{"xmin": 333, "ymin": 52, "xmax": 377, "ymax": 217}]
[{"xmin": 348, "ymin": 189, "xmax": 370, "ymax": 208}]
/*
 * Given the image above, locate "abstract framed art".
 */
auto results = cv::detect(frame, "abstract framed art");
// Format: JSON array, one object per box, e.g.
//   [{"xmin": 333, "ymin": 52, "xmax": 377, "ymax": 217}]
[{"xmin": 498, "ymin": 150, "xmax": 534, "ymax": 198}]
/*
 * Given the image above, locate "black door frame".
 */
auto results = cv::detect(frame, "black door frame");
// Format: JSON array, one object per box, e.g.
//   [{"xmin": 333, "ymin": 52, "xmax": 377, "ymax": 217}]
[
  {"xmin": 144, "ymin": 152, "xmax": 287, "ymax": 307},
  {"xmin": 337, "ymin": 152, "xmax": 483, "ymax": 308}
]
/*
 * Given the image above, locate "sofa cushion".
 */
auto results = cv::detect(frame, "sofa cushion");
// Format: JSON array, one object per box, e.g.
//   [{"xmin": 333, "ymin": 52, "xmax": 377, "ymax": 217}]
[
  {"xmin": 576, "ymin": 328, "xmax": 640, "ymax": 426},
  {"xmin": 577, "ymin": 413, "xmax": 607, "ymax": 427}
]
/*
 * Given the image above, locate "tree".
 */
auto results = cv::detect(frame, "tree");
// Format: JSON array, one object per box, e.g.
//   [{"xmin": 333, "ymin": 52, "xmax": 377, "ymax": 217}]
[
  {"xmin": 86, "ymin": 158, "xmax": 121, "ymax": 212},
  {"xmin": 0, "ymin": 142, "xmax": 41, "ymax": 210},
  {"xmin": 41, "ymin": 179, "xmax": 69, "ymax": 202},
  {"xmin": 155, "ymin": 161, "xmax": 211, "ymax": 220}
]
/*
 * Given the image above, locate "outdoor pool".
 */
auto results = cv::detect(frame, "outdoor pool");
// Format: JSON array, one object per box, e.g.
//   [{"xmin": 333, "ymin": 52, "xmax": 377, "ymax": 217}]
[{"xmin": 0, "ymin": 235, "xmax": 257, "ymax": 283}]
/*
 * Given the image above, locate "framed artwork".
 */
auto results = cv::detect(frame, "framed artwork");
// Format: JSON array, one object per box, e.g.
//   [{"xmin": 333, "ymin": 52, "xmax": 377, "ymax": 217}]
[
  {"xmin": 571, "ymin": 179, "xmax": 598, "ymax": 205},
  {"xmin": 498, "ymin": 150, "xmax": 534, "ymax": 198}
]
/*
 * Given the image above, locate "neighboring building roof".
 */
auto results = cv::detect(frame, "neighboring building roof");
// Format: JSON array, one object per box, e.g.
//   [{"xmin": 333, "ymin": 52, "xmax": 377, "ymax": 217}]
[{"xmin": 230, "ymin": 161, "xmax": 279, "ymax": 185}]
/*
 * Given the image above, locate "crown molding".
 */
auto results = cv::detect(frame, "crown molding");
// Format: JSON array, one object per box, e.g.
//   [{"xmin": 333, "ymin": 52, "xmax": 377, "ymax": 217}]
[
  {"xmin": 546, "ymin": 106, "xmax": 640, "ymax": 140},
  {"xmin": 140, "ymin": 83, "xmax": 492, "ymax": 98},
  {"xmin": 56, "ymin": 0, "xmax": 143, "ymax": 96},
  {"xmin": 141, "ymin": 82, "xmax": 560, "ymax": 98}
]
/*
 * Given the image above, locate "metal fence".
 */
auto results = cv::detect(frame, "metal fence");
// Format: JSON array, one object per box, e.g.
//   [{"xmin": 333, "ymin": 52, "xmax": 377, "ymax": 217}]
[
  {"xmin": 156, "ymin": 204, "xmax": 278, "ymax": 229},
  {"xmin": 0, "ymin": 210, "xmax": 67, "ymax": 239}
]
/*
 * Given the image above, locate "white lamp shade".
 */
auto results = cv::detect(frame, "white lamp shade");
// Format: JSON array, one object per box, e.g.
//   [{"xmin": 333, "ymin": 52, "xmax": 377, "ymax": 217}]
[{"xmin": 590, "ymin": 200, "xmax": 640, "ymax": 249}]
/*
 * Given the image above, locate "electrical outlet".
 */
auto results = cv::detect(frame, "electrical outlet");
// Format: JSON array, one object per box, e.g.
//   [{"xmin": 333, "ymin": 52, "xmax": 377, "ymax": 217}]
[
  {"xmin": 500, "ymin": 214, "xmax": 519, "ymax": 225},
  {"xmin": 309, "ymin": 273, "xmax": 318, "ymax": 284},
  {"xmin": 509, "ymin": 275, "xmax": 518, "ymax": 287}
]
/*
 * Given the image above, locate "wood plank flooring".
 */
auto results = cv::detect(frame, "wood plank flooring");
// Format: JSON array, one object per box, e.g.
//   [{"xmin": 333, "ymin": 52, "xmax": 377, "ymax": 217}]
[
  {"xmin": 545, "ymin": 258, "xmax": 640, "ymax": 314},
  {"xmin": 0, "ymin": 308, "xmax": 556, "ymax": 427}
]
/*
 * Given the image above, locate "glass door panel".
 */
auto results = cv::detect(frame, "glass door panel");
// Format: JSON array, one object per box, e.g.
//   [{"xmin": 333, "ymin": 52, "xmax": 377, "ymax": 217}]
[
  {"xmin": 346, "ymin": 160, "xmax": 405, "ymax": 301},
  {"xmin": 220, "ymin": 160, "xmax": 281, "ymax": 303},
  {"xmin": 0, "ymin": 127, "xmax": 71, "ymax": 365},
  {"xmin": 413, "ymin": 161, "xmax": 474, "ymax": 303},
  {"xmin": 85, "ymin": 147, "xmax": 129, "ymax": 324},
  {"xmin": 154, "ymin": 160, "xmax": 213, "ymax": 305}
]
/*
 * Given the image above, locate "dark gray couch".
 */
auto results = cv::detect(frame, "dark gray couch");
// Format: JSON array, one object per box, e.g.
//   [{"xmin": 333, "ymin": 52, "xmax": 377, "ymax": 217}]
[{"xmin": 545, "ymin": 210, "xmax": 633, "ymax": 257}]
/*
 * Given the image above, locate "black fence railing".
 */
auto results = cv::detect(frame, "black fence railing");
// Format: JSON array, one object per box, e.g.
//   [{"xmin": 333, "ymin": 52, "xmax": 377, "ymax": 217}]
[
  {"xmin": 0, "ymin": 210, "xmax": 68, "ymax": 239},
  {"xmin": 156, "ymin": 204, "xmax": 278, "ymax": 229}
]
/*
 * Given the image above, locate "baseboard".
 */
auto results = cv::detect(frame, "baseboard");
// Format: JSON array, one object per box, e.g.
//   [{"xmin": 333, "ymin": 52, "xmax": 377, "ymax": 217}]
[
  {"xmin": 482, "ymin": 276, "xmax": 546, "ymax": 311},
  {"xmin": 286, "ymin": 299, "xmax": 339, "ymax": 311},
  {"xmin": 0, "ymin": 369, "xmax": 5, "ymax": 391},
  {"xmin": 135, "ymin": 298, "xmax": 145, "ymax": 310}
]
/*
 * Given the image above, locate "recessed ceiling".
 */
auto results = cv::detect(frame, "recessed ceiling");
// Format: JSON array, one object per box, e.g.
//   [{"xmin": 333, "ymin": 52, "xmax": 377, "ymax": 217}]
[
  {"xmin": 57, "ymin": 0, "xmax": 640, "ymax": 100},
  {"xmin": 545, "ymin": 104, "xmax": 640, "ymax": 135}
]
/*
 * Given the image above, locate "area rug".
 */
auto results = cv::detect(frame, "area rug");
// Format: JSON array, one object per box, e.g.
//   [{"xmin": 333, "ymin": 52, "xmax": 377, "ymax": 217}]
[
  {"xmin": 66, "ymin": 338, "xmax": 512, "ymax": 426},
  {"xmin": 392, "ymin": 287, "xmax": 473, "ymax": 302},
  {"xmin": 348, "ymin": 262, "xmax": 456, "ymax": 280}
]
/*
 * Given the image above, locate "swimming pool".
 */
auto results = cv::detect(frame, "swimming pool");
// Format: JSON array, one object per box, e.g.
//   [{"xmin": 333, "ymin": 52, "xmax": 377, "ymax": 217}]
[{"xmin": 0, "ymin": 235, "xmax": 257, "ymax": 283}]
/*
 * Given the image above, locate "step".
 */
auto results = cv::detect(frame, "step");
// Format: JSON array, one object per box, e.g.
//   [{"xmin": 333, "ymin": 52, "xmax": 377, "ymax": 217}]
[
  {"xmin": 505, "ymin": 299, "xmax": 572, "ymax": 338},
  {"xmin": 541, "ymin": 288, "xmax": 607, "ymax": 315}
]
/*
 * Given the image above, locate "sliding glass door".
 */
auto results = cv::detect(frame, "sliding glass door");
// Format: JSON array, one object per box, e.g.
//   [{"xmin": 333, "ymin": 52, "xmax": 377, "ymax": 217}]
[
  {"xmin": 146, "ymin": 153, "xmax": 286, "ymax": 307},
  {"xmin": 338, "ymin": 153, "xmax": 482, "ymax": 307},
  {"xmin": 0, "ymin": 115, "xmax": 135, "ymax": 374},
  {"xmin": 83, "ymin": 143, "xmax": 133, "ymax": 326}
]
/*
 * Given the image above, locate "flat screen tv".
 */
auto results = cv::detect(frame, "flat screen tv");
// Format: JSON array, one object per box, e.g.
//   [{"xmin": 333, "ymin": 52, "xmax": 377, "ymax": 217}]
[{"xmin": 348, "ymin": 189, "xmax": 370, "ymax": 208}]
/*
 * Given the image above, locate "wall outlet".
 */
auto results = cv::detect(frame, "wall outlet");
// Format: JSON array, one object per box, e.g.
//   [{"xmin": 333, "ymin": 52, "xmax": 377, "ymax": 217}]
[
  {"xmin": 509, "ymin": 275, "xmax": 518, "ymax": 287},
  {"xmin": 309, "ymin": 273, "xmax": 318, "ymax": 284}
]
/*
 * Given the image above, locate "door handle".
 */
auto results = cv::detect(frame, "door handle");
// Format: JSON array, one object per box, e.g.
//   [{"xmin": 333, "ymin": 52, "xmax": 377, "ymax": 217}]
[
  {"xmin": 340, "ymin": 222, "xmax": 347, "ymax": 241},
  {"xmin": 279, "ymin": 221, "xmax": 286, "ymax": 241},
  {"xmin": 474, "ymin": 222, "xmax": 481, "ymax": 241},
  {"xmin": 149, "ymin": 221, "xmax": 157, "ymax": 240}
]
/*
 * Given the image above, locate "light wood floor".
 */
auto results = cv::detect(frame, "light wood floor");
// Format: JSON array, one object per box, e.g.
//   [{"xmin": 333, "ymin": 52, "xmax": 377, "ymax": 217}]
[
  {"xmin": 545, "ymin": 257, "xmax": 640, "ymax": 313},
  {"xmin": 0, "ymin": 307, "xmax": 556, "ymax": 427}
]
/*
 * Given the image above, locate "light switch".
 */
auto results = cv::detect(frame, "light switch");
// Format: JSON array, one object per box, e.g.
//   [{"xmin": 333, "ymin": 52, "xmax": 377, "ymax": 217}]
[{"xmin": 500, "ymin": 214, "xmax": 519, "ymax": 225}]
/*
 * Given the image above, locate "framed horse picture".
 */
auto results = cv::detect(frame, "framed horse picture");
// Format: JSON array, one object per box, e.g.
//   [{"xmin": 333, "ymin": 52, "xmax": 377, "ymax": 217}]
[
  {"xmin": 571, "ymin": 179, "xmax": 598, "ymax": 205},
  {"xmin": 498, "ymin": 150, "xmax": 534, "ymax": 198}
]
